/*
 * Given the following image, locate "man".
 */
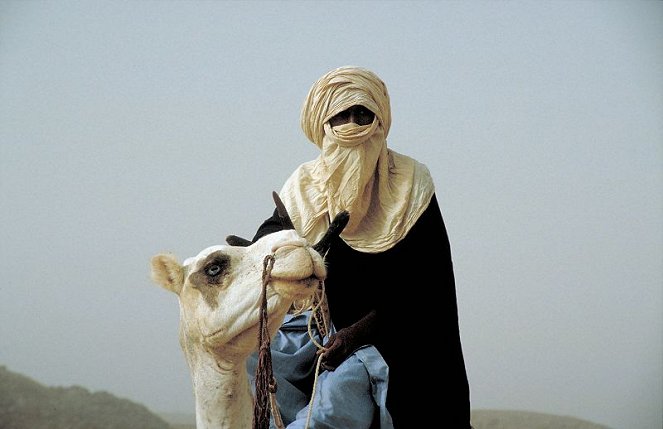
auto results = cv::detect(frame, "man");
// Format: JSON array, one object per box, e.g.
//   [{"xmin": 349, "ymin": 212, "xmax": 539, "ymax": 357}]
[{"xmin": 252, "ymin": 66, "xmax": 471, "ymax": 427}]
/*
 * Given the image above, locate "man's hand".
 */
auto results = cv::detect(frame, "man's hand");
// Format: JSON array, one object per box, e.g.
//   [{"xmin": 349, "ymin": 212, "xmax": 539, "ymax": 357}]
[{"xmin": 318, "ymin": 309, "xmax": 377, "ymax": 371}]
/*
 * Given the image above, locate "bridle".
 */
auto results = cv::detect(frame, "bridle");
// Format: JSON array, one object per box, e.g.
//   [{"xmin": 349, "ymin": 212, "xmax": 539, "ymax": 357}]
[
  {"xmin": 252, "ymin": 254, "xmax": 282, "ymax": 429},
  {"xmin": 253, "ymin": 253, "xmax": 330, "ymax": 429}
]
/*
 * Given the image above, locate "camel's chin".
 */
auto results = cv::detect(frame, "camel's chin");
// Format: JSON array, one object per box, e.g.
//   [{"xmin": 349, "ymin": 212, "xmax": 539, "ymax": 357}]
[
  {"xmin": 204, "ymin": 314, "xmax": 285, "ymax": 358},
  {"xmin": 272, "ymin": 277, "xmax": 319, "ymax": 301}
]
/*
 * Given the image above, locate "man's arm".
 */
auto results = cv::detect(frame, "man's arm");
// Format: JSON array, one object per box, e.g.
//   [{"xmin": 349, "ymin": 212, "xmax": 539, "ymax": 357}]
[{"xmin": 320, "ymin": 309, "xmax": 377, "ymax": 371}]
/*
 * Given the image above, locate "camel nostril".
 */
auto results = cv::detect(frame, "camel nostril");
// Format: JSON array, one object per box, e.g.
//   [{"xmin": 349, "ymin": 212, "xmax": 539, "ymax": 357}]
[{"xmin": 270, "ymin": 238, "xmax": 307, "ymax": 254}]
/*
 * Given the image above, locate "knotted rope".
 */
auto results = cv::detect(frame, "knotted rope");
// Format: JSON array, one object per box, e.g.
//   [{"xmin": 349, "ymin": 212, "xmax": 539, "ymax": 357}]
[
  {"xmin": 303, "ymin": 283, "xmax": 330, "ymax": 428},
  {"xmin": 253, "ymin": 253, "xmax": 330, "ymax": 429},
  {"xmin": 253, "ymin": 254, "xmax": 284, "ymax": 429}
]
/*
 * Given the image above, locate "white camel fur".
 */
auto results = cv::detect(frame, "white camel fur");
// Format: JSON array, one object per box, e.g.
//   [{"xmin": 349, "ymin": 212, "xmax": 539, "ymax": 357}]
[{"xmin": 150, "ymin": 194, "xmax": 348, "ymax": 429}]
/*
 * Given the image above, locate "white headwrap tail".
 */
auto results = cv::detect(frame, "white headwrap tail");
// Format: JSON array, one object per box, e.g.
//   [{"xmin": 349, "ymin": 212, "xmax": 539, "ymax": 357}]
[{"xmin": 282, "ymin": 66, "xmax": 434, "ymax": 252}]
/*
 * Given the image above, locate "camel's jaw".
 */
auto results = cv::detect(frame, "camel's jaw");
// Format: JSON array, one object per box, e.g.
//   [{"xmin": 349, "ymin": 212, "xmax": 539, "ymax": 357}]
[
  {"xmin": 192, "ymin": 276, "xmax": 318, "ymax": 363},
  {"xmin": 200, "ymin": 298, "xmax": 289, "ymax": 360}
]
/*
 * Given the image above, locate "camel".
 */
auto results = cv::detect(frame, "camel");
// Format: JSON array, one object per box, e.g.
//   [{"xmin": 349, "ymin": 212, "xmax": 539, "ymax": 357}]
[{"xmin": 150, "ymin": 193, "xmax": 348, "ymax": 429}]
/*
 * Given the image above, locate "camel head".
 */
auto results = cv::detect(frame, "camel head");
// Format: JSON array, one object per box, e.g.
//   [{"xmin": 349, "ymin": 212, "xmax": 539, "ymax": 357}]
[{"xmin": 150, "ymin": 192, "xmax": 349, "ymax": 366}]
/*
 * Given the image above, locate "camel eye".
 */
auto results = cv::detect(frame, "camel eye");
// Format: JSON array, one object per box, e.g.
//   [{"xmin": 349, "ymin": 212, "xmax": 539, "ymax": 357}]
[
  {"xmin": 203, "ymin": 257, "xmax": 228, "ymax": 278},
  {"xmin": 197, "ymin": 253, "xmax": 229, "ymax": 284},
  {"xmin": 205, "ymin": 264, "xmax": 222, "ymax": 277}
]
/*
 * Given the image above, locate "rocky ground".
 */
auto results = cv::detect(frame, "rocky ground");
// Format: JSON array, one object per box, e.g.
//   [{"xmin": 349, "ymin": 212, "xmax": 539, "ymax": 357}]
[{"xmin": 159, "ymin": 409, "xmax": 612, "ymax": 429}]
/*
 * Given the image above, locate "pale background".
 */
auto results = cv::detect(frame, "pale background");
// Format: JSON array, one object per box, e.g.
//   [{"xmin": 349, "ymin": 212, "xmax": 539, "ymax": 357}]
[{"xmin": 0, "ymin": 2, "xmax": 661, "ymax": 429}]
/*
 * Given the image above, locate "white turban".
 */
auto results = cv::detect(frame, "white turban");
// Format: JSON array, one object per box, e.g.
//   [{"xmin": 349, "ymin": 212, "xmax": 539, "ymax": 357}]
[
  {"xmin": 280, "ymin": 66, "xmax": 434, "ymax": 252},
  {"xmin": 300, "ymin": 66, "xmax": 391, "ymax": 147}
]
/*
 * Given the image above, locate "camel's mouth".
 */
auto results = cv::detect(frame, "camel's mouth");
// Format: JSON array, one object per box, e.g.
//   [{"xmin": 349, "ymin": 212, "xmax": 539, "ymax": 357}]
[
  {"xmin": 271, "ymin": 276, "xmax": 320, "ymax": 301},
  {"xmin": 203, "ymin": 312, "xmax": 284, "ymax": 356}
]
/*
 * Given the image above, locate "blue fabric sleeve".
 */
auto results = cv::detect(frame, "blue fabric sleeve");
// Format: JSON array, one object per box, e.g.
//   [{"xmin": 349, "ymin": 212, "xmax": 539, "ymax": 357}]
[
  {"xmin": 248, "ymin": 312, "xmax": 393, "ymax": 429},
  {"xmin": 288, "ymin": 345, "xmax": 393, "ymax": 429}
]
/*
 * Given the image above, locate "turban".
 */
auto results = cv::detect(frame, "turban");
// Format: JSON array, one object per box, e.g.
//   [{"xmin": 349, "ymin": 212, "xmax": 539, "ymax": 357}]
[{"xmin": 300, "ymin": 66, "xmax": 392, "ymax": 147}]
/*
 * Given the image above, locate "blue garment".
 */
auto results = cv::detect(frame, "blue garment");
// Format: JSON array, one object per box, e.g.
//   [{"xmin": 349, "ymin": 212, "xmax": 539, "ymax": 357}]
[{"xmin": 247, "ymin": 311, "xmax": 393, "ymax": 429}]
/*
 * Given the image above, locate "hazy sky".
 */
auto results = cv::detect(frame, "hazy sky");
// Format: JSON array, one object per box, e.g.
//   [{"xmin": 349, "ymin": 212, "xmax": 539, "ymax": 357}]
[{"xmin": 1, "ymin": 1, "xmax": 661, "ymax": 428}]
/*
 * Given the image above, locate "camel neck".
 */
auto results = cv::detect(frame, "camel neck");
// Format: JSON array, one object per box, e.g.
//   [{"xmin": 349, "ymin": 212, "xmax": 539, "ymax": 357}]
[{"xmin": 189, "ymin": 356, "xmax": 253, "ymax": 429}]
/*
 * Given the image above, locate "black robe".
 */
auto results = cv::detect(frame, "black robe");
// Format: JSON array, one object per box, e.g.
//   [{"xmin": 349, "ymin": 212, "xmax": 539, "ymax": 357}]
[{"xmin": 253, "ymin": 194, "xmax": 471, "ymax": 428}]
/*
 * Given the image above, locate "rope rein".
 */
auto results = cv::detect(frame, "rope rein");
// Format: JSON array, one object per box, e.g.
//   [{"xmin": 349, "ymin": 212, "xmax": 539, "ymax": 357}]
[
  {"xmin": 254, "ymin": 253, "xmax": 329, "ymax": 429},
  {"xmin": 303, "ymin": 283, "xmax": 329, "ymax": 428},
  {"xmin": 253, "ymin": 255, "xmax": 283, "ymax": 429}
]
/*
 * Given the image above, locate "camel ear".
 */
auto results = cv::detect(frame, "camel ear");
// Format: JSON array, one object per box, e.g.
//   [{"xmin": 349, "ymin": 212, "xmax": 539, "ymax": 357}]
[
  {"xmin": 151, "ymin": 253, "xmax": 184, "ymax": 294},
  {"xmin": 226, "ymin": 234, "xmax": 253, "ymax": 247}
]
